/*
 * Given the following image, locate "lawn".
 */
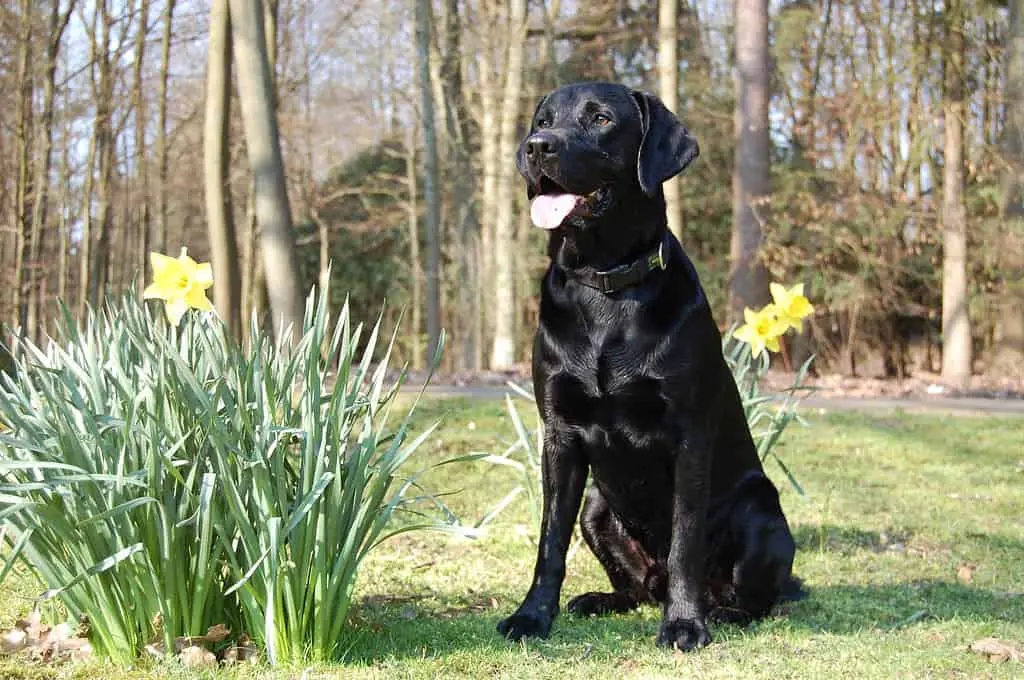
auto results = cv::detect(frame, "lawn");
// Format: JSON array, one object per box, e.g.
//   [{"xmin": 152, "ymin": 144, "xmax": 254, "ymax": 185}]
[{"xmin": 0, "ymin": 397, "xmax": 1021, "ymax": 678}]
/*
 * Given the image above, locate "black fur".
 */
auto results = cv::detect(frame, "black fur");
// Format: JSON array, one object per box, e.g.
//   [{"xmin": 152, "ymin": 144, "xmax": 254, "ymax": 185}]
[{"xmin": 496, "ymin": 82, "xmax": 802, "ymax": 651}]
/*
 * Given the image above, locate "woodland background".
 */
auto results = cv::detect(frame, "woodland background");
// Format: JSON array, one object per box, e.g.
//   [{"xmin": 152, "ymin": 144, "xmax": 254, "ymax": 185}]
[{"xmin": 1, "ymin": 0, "xmax": 1022, "ymax": 387}]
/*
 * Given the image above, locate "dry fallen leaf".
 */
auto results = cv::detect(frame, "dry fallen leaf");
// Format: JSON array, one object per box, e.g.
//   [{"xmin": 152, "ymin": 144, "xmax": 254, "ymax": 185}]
[
  {"xmin": 172, "ymin": 636, "xmax": 191, "ymax": 655},
  {"xmin": 47, "ymin": 623, "xmax": 72, "ymax": 645},
  {"xmin": 0, "ymin": 629, "xmax": 27, "ymax": 654},
  {"xmin": 221, "ymin": 634, "xmax": 259, "ymax": 665},
  {"xmin": 0, "ymin": 609, "xmax": 94, "ymax": 664},
  {"xmin": 16, "ymin": 609, "xmax": 44, "ymax": 643},
  {"xmin": 179, "ymin": 644, "xmax": 217, "ymax": 668},
  {"xmin": 59, "ymin": 638, "xmax": 93, "ymax": 662},
  {"xmin": 202, "ymin": 623, "xmax": 231, "ymax": 643},
  {"xmin": 143, "ymin": 641, "xmax": 167, "ymax": 659},
  {"xmin": 957, "ymin": 563, "xmax": 976, "ymax": 585},
  {"xmin": 969, "ymin": 637, "xmax": 1023, "ymax": 663}
]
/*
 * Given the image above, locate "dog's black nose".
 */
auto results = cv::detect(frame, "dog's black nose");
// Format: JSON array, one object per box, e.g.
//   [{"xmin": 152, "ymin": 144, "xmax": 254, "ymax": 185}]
[{"xmin": 524, "ymin": 132, "xmax": 559, "ymax": 160}]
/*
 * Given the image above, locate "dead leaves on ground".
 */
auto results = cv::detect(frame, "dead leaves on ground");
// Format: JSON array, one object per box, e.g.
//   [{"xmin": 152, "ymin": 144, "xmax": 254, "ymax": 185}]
[
  {"xmin": 969, "ymin": 637, "xmax": 1023, "ymax": 663},
  {"xmin": 0, "ymin": 609, "xmax": 92, "ymax": 662},
  {"xmin": 956, "ymin": 562, "xmax": 977, "ymax": 585},
  {"xmin": 0, "ymin": 611, "xmax": 258, "ymax": 668},
  {"xmin": 143, "ymin": 620, "xmax": 259, "ymax": 668}
]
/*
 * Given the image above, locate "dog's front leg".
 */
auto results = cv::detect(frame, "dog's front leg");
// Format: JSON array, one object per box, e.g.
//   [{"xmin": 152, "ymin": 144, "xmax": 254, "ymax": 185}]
[
  {"xmin": 498, "ymin": 432, "xmax": 587, "ymax": 641},
  {"xmin": 656, "ymin": 434, "xmax": 713, "ymax": 651}
]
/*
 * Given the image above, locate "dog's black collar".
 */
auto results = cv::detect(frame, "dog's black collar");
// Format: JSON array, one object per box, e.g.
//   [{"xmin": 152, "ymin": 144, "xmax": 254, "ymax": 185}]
[{"xmin": 570, "ymin": 233, "xmax": 670, "ymax": 294}]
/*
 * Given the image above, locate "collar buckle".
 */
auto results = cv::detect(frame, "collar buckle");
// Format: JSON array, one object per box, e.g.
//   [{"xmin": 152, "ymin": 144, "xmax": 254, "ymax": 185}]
[{"xmin": 648, "ymin": 241, "xmax": 666, "ymax": 272}]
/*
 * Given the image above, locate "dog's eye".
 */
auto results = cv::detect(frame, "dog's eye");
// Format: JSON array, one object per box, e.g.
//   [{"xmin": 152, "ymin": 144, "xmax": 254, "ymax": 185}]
[
  {"xmin": 593, "ymin": 114, "xmax": 612, "ymax": 127},
  {"xmin": 536, "ymin": 118, "xmax": 552, "ymax": 129}
]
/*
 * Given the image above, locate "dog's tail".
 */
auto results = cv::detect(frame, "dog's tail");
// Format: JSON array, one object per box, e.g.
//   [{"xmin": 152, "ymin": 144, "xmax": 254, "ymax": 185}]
[{"xmin": 779, "ymin": 575, "xmax": 808, "ymax": 603}]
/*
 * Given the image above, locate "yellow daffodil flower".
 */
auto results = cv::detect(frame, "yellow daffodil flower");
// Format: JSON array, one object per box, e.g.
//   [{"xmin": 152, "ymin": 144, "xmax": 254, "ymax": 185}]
[
  {"xmin": 143, "ymin": 249, "xmax": 214, "ymax": 326},
  {"xmin": 732, "ymin": 304, "xmax": 789, "ymax": 359},
  {"xmin": 769, "ymin": 282, "xmax": 815, "ymax": 333}
]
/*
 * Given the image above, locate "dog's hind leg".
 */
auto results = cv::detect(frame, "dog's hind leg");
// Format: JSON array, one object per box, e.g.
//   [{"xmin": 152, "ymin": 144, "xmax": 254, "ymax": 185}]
[
  {"xmin": 713, "ymin": 475, "xmax": 799, "ymax": 625},
  {"xmin": 566, "ymin": 486, "xmax": 661, "ymax": 617}
]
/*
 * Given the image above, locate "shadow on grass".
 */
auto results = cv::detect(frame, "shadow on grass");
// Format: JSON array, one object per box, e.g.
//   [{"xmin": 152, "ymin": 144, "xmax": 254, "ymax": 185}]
[
  {"xmin": 337, "ymin": 578, "xmax": 1024, "ymax": 665},
  {"xmin": 783, "ymin": 581, "xmax": 1024, "ymax": 635},
  {"xmin": 338, "ymin": 518, "xmax": 1024, "ymax": 664},
  {"xmin": 792, "ymin": 523, "xmax": 896, "ymax": 554}
]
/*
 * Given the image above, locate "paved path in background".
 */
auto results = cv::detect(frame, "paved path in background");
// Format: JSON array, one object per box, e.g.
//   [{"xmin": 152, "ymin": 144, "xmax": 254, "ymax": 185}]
[{"xmin": 411, "ymin": 384, "xmax": 1024, "ymax": 417}]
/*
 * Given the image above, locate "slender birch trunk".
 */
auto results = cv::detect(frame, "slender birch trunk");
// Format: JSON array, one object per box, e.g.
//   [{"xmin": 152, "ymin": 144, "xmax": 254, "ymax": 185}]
[
  {"xmin": 204, "ymin": 0, "xmax": 242, "ymax": 337},
  {"xmin": 490, "ymin": 0, "xmax": 527, "ymax": 369}
]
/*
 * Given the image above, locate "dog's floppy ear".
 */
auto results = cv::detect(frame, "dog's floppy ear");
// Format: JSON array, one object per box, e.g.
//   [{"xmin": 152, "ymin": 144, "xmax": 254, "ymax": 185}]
[
  {"xmin": 516, "ymin": 94, "xmax": 549, "ymax": 179},
  {"xmin": 632, "ymin": 91, "xmax": 699, "ymax": 196}
]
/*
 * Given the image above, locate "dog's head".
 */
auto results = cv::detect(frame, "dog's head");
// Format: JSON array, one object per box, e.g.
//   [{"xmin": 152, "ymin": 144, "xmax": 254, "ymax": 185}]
[{"xmin": 516, "ymin": 82, "xmax": 699, "ymax": 234}]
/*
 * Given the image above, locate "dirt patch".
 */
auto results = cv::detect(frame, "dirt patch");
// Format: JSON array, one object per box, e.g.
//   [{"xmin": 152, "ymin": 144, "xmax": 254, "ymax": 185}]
[
  {"xmin": 397, "ymin": 365, "xmax": 1024, "ymax": 402},
  {"xmin": 760, "ymin": 369, "xmax": 1024, "ymax": 401}
]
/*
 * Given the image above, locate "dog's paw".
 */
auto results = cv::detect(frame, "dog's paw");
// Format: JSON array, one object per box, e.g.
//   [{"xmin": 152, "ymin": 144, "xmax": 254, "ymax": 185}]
[
  {"xmin": 566, "ymin": 592, "xmax": 639, "ymax": 617},
  {"xmin": 655, "ymin": 617, "xmax": 712, "ymax": 651},
  {"xmin": 496, "ymin": 610, "xmax": 554, "ymax": 641},
  {"xmin": 708, "ymin": 605, "xmax": 753, "ymax": 627}
]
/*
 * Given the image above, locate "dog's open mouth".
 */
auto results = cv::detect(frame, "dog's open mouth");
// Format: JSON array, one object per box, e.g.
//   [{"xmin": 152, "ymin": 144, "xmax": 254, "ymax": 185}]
[{"xmin": 530, "ymin": 176, "xmax": 602, "ymax": 230}]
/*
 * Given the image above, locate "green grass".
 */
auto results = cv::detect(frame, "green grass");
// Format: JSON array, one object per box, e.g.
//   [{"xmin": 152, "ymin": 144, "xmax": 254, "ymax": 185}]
[{"xmin": 1, "ymin": 398, "xmax": 1021, "ymax": 678}]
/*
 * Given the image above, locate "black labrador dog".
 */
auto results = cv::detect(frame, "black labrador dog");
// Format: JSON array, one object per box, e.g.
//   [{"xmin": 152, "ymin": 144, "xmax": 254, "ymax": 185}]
[{"xmin": 496, "ymin": 82, "xmax": 802, "ymax": 651}]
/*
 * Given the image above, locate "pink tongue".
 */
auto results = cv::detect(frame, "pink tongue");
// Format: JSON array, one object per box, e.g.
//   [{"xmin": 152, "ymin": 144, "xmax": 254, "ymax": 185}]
[{"xmin": 530, "ymin": 193, "xmax": 582, "ymax": 230}]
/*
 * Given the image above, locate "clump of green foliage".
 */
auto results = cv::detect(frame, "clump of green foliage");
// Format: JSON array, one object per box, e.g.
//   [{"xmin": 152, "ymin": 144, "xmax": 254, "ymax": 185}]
[{"xmin": 0, "ymin": 289, "xmax": 460, "ymax": 664}]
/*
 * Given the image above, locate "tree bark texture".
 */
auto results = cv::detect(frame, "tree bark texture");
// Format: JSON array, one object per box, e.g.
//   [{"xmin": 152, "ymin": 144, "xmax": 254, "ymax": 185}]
[
  {"xmin": 991, "ymin": 0, "xmax": 1024, "ymax": 376},
  {"xmin": 156, "ymin": 0, "xmax": 177, "ymax": 254},
  {"xmin": 729, "ymin": 0, "xmax": 772, "ymax": 322},
  {"xmin": 941, "ymin": 0, "xmax": 972, "ymax": 386},
  {"xmin": 229, "ymin": 0, "xmax": 304, "ymax": 342},
  {"xmin": 490, "ymin": 0, "xmax": 528, "ymax": 369},
  {"xmin": 415, "ymin": 0, "xmax": 443, "ymax": 367},
  {"xmin": 441, "ymin": 0, "xmax": 480, "ymax": 369},
  {"xmin": 659, "ymin": 0, "xmax": 684, "ymax": 243},
  {"xmin": 132, "ymin": 0, "xmax": 151, "ymax": 289},
  {"xmin": 204, "ymin": 0, "xmax": 242, "ymax": 338}
]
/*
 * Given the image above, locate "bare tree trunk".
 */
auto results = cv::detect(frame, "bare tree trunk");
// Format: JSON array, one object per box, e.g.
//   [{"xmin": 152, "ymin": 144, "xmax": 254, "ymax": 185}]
[
  {"xmin": 477, "ymin": 3, "xmax": 502, "ymax": 365},
  {"xmin": 90, "ymin": 0, "xmax": 115, "ymax": 306},
  {"xmin": 77, "ymin": 0, "xmax": 103, "ymax": 313},
  {"xmin": 539, "ymin": 0, "xmax": 562, "ymax": 86},
  {"xmin": 298, "ymin": 2, "xmax": 326, "ymax": 299},
  {"xmin": 242, "ymin": 183, "xmax": 264, "ymax": 331},
  {"xmin": 156, "ymin": 0, "xmax": 177, "ymax": 253},
  {"xmin": 27, "ymin": 0, "xmax": 75, "ymax": 336},
  {"xmin": 241, "ymin": 0, "xmax": 277, "ymax": 330},
  {"xmin": 428, "ymin": 9, "xmax": 449, "ymax": 161},
  {"xmin": 78, "ymin": 114, "xmax": 98, "ymax": 316},
  {"xmin": 133, "ymin": 0, "xmax": 151, "ymax": 287},
  {"xmin": 991, "ymin": 0, "xmax": 1024, "ymax": 376},
  {"xmin": 940, "ymin": 0, "xmax": 972, "ymax": 386},
  {"xmin": 262, "ymin": 0, "xmax": 278, "ymax": 97},
  {"xmin": 405, "ymin": 121, "xmax": 423, "ymax": 369},
  {"xmin": 729, "ymin": 0, "xmax": 772, "ymax": 322},
  {"xmin": 229, "ymin": 0, "xmax": 304, "ymax": 341},
  {"xmin": 415, "ymin": 0, "xmax": 443, "ymax": 366},
  {"xmin": 441, "ymin": 0, "xmax": 481, "ymax": 369},
  {"xmin": 27, "ymin": 1, "xmax": 74, "ymax": 341},
  {"xmin": 204, "ymin": 0, "xmax": 241, "ymax": 337},
  {"xmin": 12, "ymin": 0, "xmax": 33, "ymax": 330},
  {"xmin": 659, "ymin": 0, "xmax": 684, "ymax": 243},
  {"xmin": 490, "ymin": 0, "xmax": 528, "ymax": 369},
  {"xmin": 58, "ymin": 82, "xmax": 72, "ymax": 305}
]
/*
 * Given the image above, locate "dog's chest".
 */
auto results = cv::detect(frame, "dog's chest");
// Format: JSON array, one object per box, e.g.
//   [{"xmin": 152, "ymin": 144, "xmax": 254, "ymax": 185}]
[{"xmin": 545, "ymin": 327, "xmax": 671, "ymax": 442}]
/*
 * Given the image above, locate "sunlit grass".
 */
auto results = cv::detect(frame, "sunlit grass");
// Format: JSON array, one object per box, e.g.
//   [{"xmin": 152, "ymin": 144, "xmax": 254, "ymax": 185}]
[{"xmin": 0, "ymin": 399, "xmax": 1021, "ymax": 678}]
